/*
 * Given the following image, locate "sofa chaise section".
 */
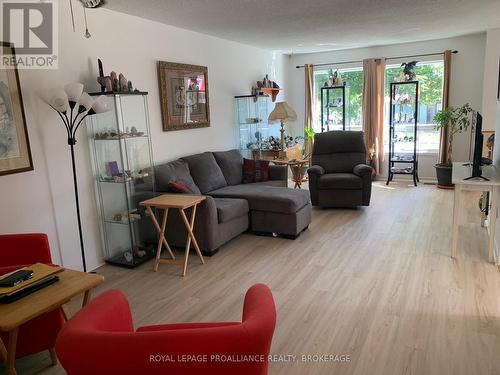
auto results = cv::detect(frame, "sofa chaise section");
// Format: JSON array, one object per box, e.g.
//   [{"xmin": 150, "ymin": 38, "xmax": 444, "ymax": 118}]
[{"xmin": 208, "ymin": 184, "xmax": 311, "ymax": 239}]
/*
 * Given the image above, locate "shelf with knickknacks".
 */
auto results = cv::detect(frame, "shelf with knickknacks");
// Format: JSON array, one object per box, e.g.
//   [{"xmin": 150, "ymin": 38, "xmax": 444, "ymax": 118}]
[
  {"xmin": 321, "ymin": 69, "xmax": 347, "ymax": 132},
  {"xmin": 252, "ymin": 74, "xmax": 281, "ymax": 102},
  {"xmin": 87, "ymin": 87, "xmax": 157, "ymax": 268},
  {"xmin": 96, "ymin": 59, "xmax": 143, "ymax": 94},
  {"xmin": 94, "ymin": 126, "xmax": 146, "ymax": 140},
  {"xmin": 386, "ymin": 75, "xmax": 420, "ymax": 187}
]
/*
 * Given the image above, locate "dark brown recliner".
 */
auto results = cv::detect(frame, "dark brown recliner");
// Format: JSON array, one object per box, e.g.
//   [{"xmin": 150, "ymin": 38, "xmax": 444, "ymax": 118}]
[{"xmin": 307, "ymin": 131, "xmax": 373, "ymax": 207}]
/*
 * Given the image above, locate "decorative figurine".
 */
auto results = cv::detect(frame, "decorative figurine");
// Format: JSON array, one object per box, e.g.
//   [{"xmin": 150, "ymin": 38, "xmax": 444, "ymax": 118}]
[
  {"xmin": 132, "ymin": 245, "xmax": 146, "ymax": 258},
  {"xmin": 97, "ymin": 60, "xmax": 140, "ymax": 93},
  {"xmin": 97, "ymin": 76, "xmax": 113, "ymax": 92},
  {"xmin": 401, "ymin": 61, "xmax": 418, "ymax": 81},
  {"xmin": 124, "ymin": 250, "xmax": 133, "ymax": 262},
  {"xmin": 324, "ymin": 69, "xmax": 343, "ymax": 87},
  {"xmin": 119, "ymin": 73, "xmax": 128, "ymax": 91}
]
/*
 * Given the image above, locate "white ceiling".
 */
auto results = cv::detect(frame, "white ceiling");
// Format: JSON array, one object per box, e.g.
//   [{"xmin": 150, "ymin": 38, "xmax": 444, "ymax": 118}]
[{"xmin": 104, "ymin": 0, "xmax": 500, "ymax": 54}]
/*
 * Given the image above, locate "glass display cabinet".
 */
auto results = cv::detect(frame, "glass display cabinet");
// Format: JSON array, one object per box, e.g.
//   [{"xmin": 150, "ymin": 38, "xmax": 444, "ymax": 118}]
[
  {"xmin": 234, "ymin": 94, "xmax": 281, "ymax": 159},
  {"xmin": 87, "ymin": 92, "xmax": 157, "ymax": 267},
  {"xmin": 320, "ymin": 84, "xmax": 347, "ymax": 132},
  {"xmin": 386, "ymin": 81, "xmax": 419, "ymax": 186}
]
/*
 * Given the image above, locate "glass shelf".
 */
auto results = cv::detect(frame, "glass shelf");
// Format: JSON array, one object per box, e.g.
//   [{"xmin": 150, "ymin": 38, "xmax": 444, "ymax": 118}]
[
  {"xmin": 234, "ymin": 95, "xmax": 281, "ymax": 158},
  {"xmin": 387, "ymin": 81, "xmax": 419, "ymax": 185},
  {"xmin": 88, "ymin": 93, "xmax": 157, "ymax": 268},
  {"xmin": 104, "ymin": 217, "xmax": 142, "ymax": 225},
  {"xmin": 94, "ymin": 135, "xmax": 149, "ymax": 141},
  {"xmin": 321, "ymin": 85, "xmax": 347, "ymax": 131}
]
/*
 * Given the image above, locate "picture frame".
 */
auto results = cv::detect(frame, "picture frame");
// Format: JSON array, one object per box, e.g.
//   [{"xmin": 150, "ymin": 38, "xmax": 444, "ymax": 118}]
[
  {"xmin": 158, "ymin": 61, "xmax": 210, "ymax": 131},
  {"xmin": 0, "ymin": 42, "xmax": 33, "ymax": 176}
]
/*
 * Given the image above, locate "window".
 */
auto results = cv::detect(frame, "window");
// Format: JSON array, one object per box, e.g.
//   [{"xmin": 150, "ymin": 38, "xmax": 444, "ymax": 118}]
[
  {"xmin": 312, "ymin": 61, "xmax": 443, "ymax": 155},
  {"xmin": 313, "ymin": 67, "xmax": 364, "ymax": 134},
  {"xmin": 384, "ymin": 61, "xmax": 444, "ymax": 154}
]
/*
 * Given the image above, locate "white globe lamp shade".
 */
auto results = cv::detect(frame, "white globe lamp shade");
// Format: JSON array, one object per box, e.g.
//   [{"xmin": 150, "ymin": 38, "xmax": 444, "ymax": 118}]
[
  {"xmin": 64, "ymin": 83, "xmax": 84, "ymax": 107},
  {"xmin": 48, "ymin": 89, "xmax": 69, "ymax": 113},
  {"xmin": 78, "ymin": 92, "xmax": 94, "ymax": 112},
  {"xmin": 90, "ymin": 95, "xmax": 110, "ymax": 114}
]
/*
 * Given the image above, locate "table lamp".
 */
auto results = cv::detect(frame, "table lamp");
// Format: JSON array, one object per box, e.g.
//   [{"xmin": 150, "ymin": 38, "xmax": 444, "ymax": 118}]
[{"xmin": 268, "ymin": 102, "xmax": 297, "ymax": 159}]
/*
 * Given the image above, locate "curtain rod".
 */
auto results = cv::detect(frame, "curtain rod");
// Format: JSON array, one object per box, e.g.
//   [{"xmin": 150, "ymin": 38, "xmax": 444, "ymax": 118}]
[{"xmin": 295, "ymin": 50, "xmax": 458, "ymax": 69}]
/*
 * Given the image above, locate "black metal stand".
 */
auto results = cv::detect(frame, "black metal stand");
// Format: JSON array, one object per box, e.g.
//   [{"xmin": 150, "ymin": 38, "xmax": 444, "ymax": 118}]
[
  {"xmin": 386, "ymin": 81, "xmax": 419, "ymax": 186},
  {"xmin": 464, "ymin": 175, "xmax": 489, "ymax": 181},
  {"xmin": 69, "ymin": 141, "xmax": 87, "ymax": 272},
  {"xmin": 321, "ymin": 84, "xmax": 346, "ymax": 132},
  {"xmin": 56, "ymin": 104, "xmax": 91, "ymax": 272}
]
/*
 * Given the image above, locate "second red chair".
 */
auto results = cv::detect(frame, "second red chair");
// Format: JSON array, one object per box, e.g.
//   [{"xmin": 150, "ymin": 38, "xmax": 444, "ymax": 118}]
[{"xmin": 56, "ymin": 283, "xmax": 276, "ymax": 375}]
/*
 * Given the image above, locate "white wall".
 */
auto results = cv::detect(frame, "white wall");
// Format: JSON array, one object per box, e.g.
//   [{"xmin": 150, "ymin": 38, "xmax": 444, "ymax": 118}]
[
  {"xmin": 483, "ymin": 29, "xmax": 500, "ymax": 138},
  {"xmin": 286, "ymin": 34, "xmax": 486, "ymax": 181},
  {"xmin": 0, "ymin": 2, "xmax": 285, "ymax": 270},
  {"xmin": 483, "ymin": 29, "xmax": 500, "ymax": 263}
]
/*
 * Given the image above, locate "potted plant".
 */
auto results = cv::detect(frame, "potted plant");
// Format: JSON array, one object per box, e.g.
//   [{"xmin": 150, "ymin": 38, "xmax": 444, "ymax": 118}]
[
  {"xmin": 303, "ymin": 127, "xmax": 315, "ymax": 160},
  {"xmin": 433, "ymin": 103, "xmax": 473, "ymax": 187}
]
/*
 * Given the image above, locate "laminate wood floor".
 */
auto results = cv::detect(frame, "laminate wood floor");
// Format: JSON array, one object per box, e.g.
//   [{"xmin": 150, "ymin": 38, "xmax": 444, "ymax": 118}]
[{"xmin": 6, "ymin": 182, "xmax": 500, "ymax": 375}]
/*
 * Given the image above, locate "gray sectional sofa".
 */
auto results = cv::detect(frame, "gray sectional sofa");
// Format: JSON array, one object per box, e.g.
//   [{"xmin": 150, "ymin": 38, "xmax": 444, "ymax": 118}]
[{"xmin": 154, "ymin": 149, "xmax": 311, "ymax": 255}]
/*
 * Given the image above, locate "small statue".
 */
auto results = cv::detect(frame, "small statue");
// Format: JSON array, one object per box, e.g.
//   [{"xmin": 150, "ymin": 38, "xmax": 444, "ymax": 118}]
[
  {"xmin": 262, "ymin": 74, "xmax": 269, "ymax": 88},
  {"xmin": 401, "ymin": 61, "xmax": 418, "ymax": 81},
  {"xmin": 119, "ymin": 73, "xmax": 128, "ymax": 91},
  {"xmin": 97, "ymin": 76, "xmax": 112, "ymax": 92}
]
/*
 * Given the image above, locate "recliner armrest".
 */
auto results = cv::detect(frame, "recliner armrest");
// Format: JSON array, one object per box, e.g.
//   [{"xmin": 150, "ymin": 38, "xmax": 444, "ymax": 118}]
[
  {"xmin": 307, "ymin": 165, "xmax": 325, "ymax": 175},
  {"xmin": 353, "ymin": 164, "xmax": 373, "ymax": 177}
]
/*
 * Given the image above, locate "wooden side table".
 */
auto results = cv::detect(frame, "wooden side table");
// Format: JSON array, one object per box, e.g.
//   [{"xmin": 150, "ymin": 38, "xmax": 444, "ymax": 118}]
[
  {"xmin": 273, "ymin": 159, "xmax": 309, "ymax": 189},
  {"xmin": 0, "ymin": 269, "xmax": 104, "ymax": 375},
  {"xmin": 140, "ymin": 194, "xmax": 206, "ymax": 276}
]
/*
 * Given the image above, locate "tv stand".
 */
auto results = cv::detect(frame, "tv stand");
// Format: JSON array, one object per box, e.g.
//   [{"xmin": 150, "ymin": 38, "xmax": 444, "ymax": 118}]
[
  {"xmin": 452, "ymin": 162, "xmax": 500, "ymax": 263},
  {"xmin": 463, "ymin": 175, "xmax": 490, "ymax": 181}
]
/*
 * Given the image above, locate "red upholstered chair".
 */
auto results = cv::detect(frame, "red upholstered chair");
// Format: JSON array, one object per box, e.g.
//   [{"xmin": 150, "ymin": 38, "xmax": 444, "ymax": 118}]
[
  {"xmin": 0, "ymin": 233, "xmax": 65, "ymax": 361},
  {"xmin": 56, "ymin": 284, "xmax": 276, "ymax": 375}
]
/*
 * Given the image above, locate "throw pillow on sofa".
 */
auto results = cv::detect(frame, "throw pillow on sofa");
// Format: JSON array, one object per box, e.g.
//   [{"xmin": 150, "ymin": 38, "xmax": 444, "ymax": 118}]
[
  {"xmin": 154, "ymin": 159, "xmax": 201, "ymax": 194},
  {"xmin": 242, "ymin": 158, "xmax": 270, "ymax": 183},
  {"xmin": 167, "ymin": 179, "xmax": 193, "ymax": 194},
  {"xmin": 213, "ymin": 149, "xmax": 243, "ymax": 185},
  {"xmin": 182, "ymin": 152, "xmax": 227, "ymax": 193}
]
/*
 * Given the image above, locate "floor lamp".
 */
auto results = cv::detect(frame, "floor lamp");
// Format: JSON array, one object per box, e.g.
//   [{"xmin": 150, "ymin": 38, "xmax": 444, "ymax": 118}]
[
  {"xmin": 40, "ymin": 84, "xmax": 110, "ymax": 271},
  {"xmin": 268, "ymin": 102, "xmax": 298, "ymax": 159}
]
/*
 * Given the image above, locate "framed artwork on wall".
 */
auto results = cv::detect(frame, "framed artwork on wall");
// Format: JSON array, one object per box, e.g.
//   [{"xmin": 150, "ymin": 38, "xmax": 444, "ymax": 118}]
[
  {"xmin": 158, "ymin": 61, "xmax": 210, "ymax": 131},
  {"xmin": 0, "ymin": 42, "xmax": 33, "ymax": 176}
]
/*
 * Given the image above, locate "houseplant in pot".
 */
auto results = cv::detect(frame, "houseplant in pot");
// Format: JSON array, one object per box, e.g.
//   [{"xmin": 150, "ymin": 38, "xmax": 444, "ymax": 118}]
[{"xmin": 434, "ymin": 103, "xmax": 473, "ymax": 187}]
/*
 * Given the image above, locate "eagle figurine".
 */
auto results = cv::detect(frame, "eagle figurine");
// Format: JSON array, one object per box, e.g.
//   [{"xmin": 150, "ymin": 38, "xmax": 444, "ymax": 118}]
[{"xmin": 401, "ymin": 61, "xmax": 418, "ymax": 80}]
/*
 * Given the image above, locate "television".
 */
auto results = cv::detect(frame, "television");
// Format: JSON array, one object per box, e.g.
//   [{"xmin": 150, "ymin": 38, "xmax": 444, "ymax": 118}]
[{"xmin": 465, "ymin": 111, "xmax": 488, "ymax": 180}]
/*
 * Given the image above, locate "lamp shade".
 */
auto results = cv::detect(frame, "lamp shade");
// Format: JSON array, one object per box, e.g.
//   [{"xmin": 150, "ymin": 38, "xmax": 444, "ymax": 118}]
[
  {"xmin": 91, "ymin": 95, "xmax": 110, "ymax": 114},
  {"xmin": 268, "ymin": 102, "xmax": 297, "ymax": 123},
  {"xmin": 64, "ymin": 83, "xmax": 84, "ymax": 103},
  {"xmin": 45, "ymin": 88, "xmax": 69, "ymax": 112},
  {"xmin": 78, "ymin": 92, "xmax": 94, "ymax": 111}
]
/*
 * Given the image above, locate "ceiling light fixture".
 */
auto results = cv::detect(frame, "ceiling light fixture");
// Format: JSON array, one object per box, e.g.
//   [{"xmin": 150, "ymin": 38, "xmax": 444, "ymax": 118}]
[
  {"xmin": 79, "ymin": 0, "xmax": 105, "ymax": 8},
  {"xmin": 83, "ymin": 5, "xmax": 91, "ymax": 38}
]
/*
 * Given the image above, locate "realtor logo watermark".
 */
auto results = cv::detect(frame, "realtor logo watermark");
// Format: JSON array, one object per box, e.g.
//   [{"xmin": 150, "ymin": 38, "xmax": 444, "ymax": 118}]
[{"xmin": 0, "ymin": 0, "xmax": 58, "ymax": 69}]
